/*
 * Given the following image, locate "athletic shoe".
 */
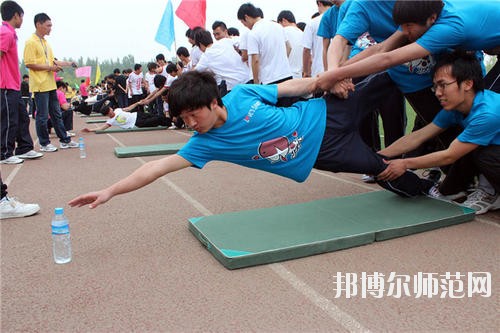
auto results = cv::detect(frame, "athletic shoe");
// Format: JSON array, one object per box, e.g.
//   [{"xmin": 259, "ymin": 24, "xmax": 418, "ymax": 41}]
[
  {"xmin": 427, "ymin": 185, "xmax": 467, "ymax": 202},
  {"xmin": 422, "ymin": 168, "xmax": 442, "ymax": 184},
  {"xmin": 60, "ymin": 141, "xmax": 79, "ymax": 149},
  {"xmin": 0, "ymin": 156, "xmax": 24, "ymax": 164},
  {"xmin": 17, "ymin": 150, "xmax": 44, "ymax": 159},
  {"xmin": 0, "ymin": 196, "xmax": 40, "ymax": 219},
  {"xmin": 40, "ymin": 144, "xmax": 58, "ymax": 152},
  {"xmin": 461, "ymin": 189, "xmax": 500, "ymax": 215},
  {"xmin": 66, "ymin": 131, "xmax": 76, "ymax": 137},
  {"xmin": 168, "ymin": 125, "xmax": 177, "ymax": 130},
  {"xmin": 361, "ymin": 174, "xmax": 376, "ymax": 183}
]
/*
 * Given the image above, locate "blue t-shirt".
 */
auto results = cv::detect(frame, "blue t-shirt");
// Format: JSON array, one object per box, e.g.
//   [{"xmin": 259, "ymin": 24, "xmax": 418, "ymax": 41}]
[
  {"xmin": 433, "ymin": 90, "xmax": 500, "ymax": 146},
  {"xmin": 177, "ymin": 85, "xmax": 327, "ymax": 182},
  {"xmin": 417, "ymin": 0, "xmax": 500, "ymax": 54},
  {"xmin": 317, "ymin": 6, "xmax": 340, "ymax": 39},
  {"xmin": 336, "ymin": 0, "xmax": 433, "ymax": 93}
]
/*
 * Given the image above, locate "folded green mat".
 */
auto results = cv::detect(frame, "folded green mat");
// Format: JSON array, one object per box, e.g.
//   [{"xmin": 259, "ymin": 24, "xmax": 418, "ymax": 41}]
[
  {"xmin": 114, "ymin": 143, "xmax": 185, "ymax": 157},
  {"xmin": 85, "ymin": 119, "xmax": 107, "ymax": 123},
  {"xmin": 189, "ymin": 191, "xmax": 475, "ymax": 269}
]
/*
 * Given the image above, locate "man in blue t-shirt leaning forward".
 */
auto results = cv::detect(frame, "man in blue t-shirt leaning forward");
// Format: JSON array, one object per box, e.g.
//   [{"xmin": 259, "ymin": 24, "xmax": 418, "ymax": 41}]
[
  {"xmin": 69, "ymin": 70, "xmax": 436, "ymax": 210},
  {"xmin": 378, "ymin": 52, "xmax": 500, "ymax": 214}
]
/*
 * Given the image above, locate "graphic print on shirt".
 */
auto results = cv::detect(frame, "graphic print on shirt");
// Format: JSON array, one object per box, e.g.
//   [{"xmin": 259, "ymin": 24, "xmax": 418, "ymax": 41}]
[
  {"xmin": 115, "ymin": 114, "xmax": 127, "ymax": 125},
  {"xmin": 253, "ymin": 131, "xmax": 303, "ymax": 163},
  {"xmin": 404, "ymin": 54, "xmax": 435, "ymax": 75}
]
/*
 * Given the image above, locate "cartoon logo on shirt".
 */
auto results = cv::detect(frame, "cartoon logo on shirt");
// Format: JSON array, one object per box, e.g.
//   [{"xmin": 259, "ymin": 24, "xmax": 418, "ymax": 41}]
[
  {"xmin": 115, "ymin": 114, "xmax": 127, "ymax": 125},
  {"xmin": 404, "ymin": 54, "xmax": 435, "ymax": 75},
  {"xmin": 355, "ymin": 32, "xmax": 376, "ymax": 50},
  {"xmin": 252, "ymin": 131, "xmax": 303, "ymax": 163}
]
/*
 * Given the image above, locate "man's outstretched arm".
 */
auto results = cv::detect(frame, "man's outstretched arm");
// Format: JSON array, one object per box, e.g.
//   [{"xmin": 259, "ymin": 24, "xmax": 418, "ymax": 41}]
[
  {"xmin": 277, "ymin": 77, "xmax": 319, "ymax": 97},
  {"xmin": 69, "ymin": 154, "xmax": 192, "ymax": 208}
]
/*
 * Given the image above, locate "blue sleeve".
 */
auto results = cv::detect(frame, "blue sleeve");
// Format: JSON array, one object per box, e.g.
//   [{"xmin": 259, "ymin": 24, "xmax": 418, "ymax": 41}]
[
  {"xmin": 336, "ymin": 2, "xmax": 370, "ymax": 44},
  {"xmin": 317, "ymin": 7, "xmax": 338, "ymax": 39},
  {"xmin": 432, "ymin": 109, "xmax": 456, "ymax": 129},
  {"xmin": 416, "ymin": 20, "xmax": 465, "ymax": 54},
  {"xmin": 458, "ymin": 110, "xmax": 500, "ymax": 146},
  {"xmin": 228, "ymin": 84, "xmax": 278, "ymax": 106}
]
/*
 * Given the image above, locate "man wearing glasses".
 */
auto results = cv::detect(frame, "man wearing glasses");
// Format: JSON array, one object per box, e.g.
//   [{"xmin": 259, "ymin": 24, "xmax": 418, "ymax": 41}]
[{"xmin": 378, "ymin": 51, "xmax": 500, "ymax": 215}]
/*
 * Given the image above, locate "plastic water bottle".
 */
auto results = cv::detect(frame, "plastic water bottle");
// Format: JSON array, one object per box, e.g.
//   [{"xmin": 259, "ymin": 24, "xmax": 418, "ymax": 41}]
[
  {"xmin": 52, "ymin": 207, "xmax": 72, "ymax": 264},
  {"xmin": 79, "ymin": 137, "xmax": 86, "ymax": 158}
]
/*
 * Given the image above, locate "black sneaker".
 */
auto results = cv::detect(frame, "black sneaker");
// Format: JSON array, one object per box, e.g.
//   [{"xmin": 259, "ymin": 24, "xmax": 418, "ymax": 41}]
[{"xmin": 423, "ymin": 168, "xmax": 442, "ymax": 184}]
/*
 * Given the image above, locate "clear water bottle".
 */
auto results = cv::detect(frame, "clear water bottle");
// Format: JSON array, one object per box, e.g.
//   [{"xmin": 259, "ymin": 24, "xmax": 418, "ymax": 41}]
[
  {"xmin": 52, "ymin": 207, "xmax": 72, "ymax": 264},
  {"xmin": 79, "ymin": 137, "xmax": 86, "ymax": 158}
]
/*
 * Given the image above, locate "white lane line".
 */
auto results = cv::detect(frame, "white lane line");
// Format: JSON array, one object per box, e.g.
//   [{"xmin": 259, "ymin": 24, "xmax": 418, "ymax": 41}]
[
  {"xmin": 4, "ymin": 164, "xmax": 23, "ymax": 184},
  {"xmin": 270, "ymin": 264, "xmax": 371, "ymax": 333},
  {"xmin": 107, "ymin": 132, "xmax": 370, "ymax": 332}
]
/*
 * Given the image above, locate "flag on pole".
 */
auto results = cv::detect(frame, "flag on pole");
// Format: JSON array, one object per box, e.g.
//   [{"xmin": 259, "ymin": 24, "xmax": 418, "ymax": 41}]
[
  {"xmin": 95, "ymin": 62, "xmax": 101, "ymax": 85},
  {"xmin": 175, "ymin": 0, "xmax": 206, "ymax": 29},
  {"xmin": 155, "ymin": 0, "xmax": 175, "ymax": 50},
  {"xmin": 75, "ymin": 66, "xmax": 92, "ymax": 78}
]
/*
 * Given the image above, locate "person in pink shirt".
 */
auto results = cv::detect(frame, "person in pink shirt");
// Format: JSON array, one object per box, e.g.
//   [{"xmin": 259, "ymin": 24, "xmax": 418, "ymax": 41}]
[
  {"xmin": 0, "ymin": 1, "xmax": 42, "ymax": 164},
  {"xmin": 79, "ymin": 79, "xmax": 88, "ymax": 100},
  {"xmin": 56, "ymin": 81, "xmax": 74, "ymax": 136}
]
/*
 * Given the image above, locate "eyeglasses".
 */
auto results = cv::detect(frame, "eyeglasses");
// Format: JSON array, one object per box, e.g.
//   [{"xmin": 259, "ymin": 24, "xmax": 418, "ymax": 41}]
[{"xmin": 431, "ymin": 80, "xmax": 457, "ymax": 93}]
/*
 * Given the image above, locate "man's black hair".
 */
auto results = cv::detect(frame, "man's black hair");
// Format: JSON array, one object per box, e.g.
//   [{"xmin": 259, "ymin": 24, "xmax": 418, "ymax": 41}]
[
  {"xmin": 168, "ymin": 71, "xmax": 223, "ymax": 118},
  {"xmin": 176, "ymin": 46, "xmax": 190, "ymax": 58},
  {"xmin": 22, "ymin": 74, "xmax": 29, "ymax": 79},
  {"xmin": 195, "ymin": 30, "xmax": 213, "ymax": 47},
  {"xmin": 153, "ymin": 74, "xmax": 166, "ymax": 89},
  {"xmin": 237, "ymin": 3, "xmax": 261, "ymax": 20},
  {"xmin": 134, "ymin": 63, "xmax": 142, "ymax": 71},
  {"xmin": 212, "ymin": 20, "xmax": 227, "ymax": 31},
  {"xmin": 34, "ymin": 13, "xmax": 50, "ymax": 26},
  {"xmin": 166, "ymin": 63, "xmax": 178, "ymax": 74},
  {"xmin": 99, "ymin": 100, "xmax": 112, "ymax": 116},
  {"xmin": 156, "ymin": 53, "xmax": 165, "ymax": 62},
  {"xmin": 147, "ymin": 62, "xmax": 158, "ymax": 71},
  {"xmin": 1, "ymin": 1, "xmax": 23, "ymax": 21},
  {"xmin": 393, "ymin": 0, "xmax": 444, "ymax": 26},
  {"xmin": 297, "ymin": 22, "xmax": 306, "ymax": 31},
  {"xmin": 316, "ymin": 0, "xmax": 333, "ymax": 7},
  {"xmin": 113, "ymin": 68, "xmax": 121, "ymax": 74},
  {"xmin": 433, "ymin": 51, "xmax": 484, "ymax": 93},
  {"xmin": 227, "ymin": 27, "xmax": 239, "ymax": 36},
  {"xmin": 56, "ymin": 81, "xmax": 66, "ymax": 89},
  {"xmin": 277, "ymin": 10, "xmax": 296, "ymax": 24}
]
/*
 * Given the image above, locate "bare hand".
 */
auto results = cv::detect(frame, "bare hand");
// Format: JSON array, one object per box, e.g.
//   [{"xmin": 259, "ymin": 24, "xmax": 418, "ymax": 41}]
[
  {"xmin": 377, "ymin": 159, "xmax": 407, "ymax": 181},
  {"xmin": 80, "ymin": 128, "xmax": 91, "ymax": 133},
  {"xmin": 68, "ymin": 190, "xmax": 112, "ymax": 209},
  {"xmin": 316, "ymin": 70, "xmax": 339, "ymax": 92},
  {"xmin": 331, "ymin": 79, "xmax": 355, "ymax": 99}
]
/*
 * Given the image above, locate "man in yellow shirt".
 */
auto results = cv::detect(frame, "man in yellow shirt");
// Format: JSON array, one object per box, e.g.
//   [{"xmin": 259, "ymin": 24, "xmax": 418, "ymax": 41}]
[{"xmin": 23, "ymin": 12, "xmax": 78, "ymax": 152}]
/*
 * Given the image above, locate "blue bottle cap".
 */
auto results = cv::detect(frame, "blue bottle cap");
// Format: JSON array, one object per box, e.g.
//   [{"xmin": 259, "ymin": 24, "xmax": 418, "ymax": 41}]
[{"xmin": 55, "ymin": 207, "xmax": 64, "ymax": 214}]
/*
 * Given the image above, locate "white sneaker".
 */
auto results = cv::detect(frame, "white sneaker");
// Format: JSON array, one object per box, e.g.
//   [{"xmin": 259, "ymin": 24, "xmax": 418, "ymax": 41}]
[
  {"xmin": 0, "ymin": 156, "xmax": 24, "ymax": 164},
  {"xmin": 16, "ymin": 150, "xmax": 44, "ymax": 159},
  {"xmin": 60, "ymin": 141, "xmax": 79, "ymax": 149},
  {"xmin": 462, "ymin": 189, "xmax": 500, "ymax": 215},
  {"xmin": 427, "ymin": 185, "xmax": 467, "ymax": 202},
  {"xmin": 168, "ymin": 125, "xmax": 177, "ymax": 130},
  {"xmin": 66, "ymin": 131, "xmax": 76, "ymax": 137},
  {"xmin": 40, "ymin": 143, "xmax": 58, "ymax": 152},
  {"xmin": 361, "ymin": 174, "xmax": 376, "ymax": 183},
  {"xmin": 0, "ymin": 197, "xmax": 40, "ymax": 219}
]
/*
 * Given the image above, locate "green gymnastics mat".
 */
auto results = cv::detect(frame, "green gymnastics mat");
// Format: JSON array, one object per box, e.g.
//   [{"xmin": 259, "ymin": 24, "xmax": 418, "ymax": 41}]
[
  {"xmin": 188, "ymin": 191, "xmax": 475, "ymax": 269},
  {"xmin": 79, "ymin": 113, "xmax": 104, "ymax": 117},
  {"xmin": 95, "ymin": 126, "xmax": 168, "ymax": 134},
  {"xmin": 86, "ymin": 119, "xmax": 107, "ymax": 123},
  {"xmin": 114, "ymin": 143, "xmax": 185, "ymax": 157}
]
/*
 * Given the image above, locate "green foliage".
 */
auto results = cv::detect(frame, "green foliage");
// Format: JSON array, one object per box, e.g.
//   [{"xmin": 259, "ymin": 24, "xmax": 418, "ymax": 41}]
[{"xmin": 20, "ymin": 54, "xmax": 155, "ymax": 87}]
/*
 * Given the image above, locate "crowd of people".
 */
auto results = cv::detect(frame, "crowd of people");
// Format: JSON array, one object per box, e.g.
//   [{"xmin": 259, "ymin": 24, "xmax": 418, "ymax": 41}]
[{"xmin": 1, "ymin": 0, "xmax": 499, "ymax": 219}]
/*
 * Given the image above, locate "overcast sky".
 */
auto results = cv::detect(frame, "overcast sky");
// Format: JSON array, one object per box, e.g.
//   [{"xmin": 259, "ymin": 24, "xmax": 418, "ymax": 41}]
[{"xmin": 14, "ymin": 0, "xmax": 320, "ymax": 63}]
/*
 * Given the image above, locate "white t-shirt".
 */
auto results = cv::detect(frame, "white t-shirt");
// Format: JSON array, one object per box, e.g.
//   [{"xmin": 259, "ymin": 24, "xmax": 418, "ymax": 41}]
[
  {"xmin": 247, "ymin": 19, "xmax": 292, "ymax": 84},
  {"xmin": 166, "ymin": 74, "xmax": 177, "ymax": 87},
  {"xmin": 127, "ymin": 72, "xmax": 143, "ymax": 95},
  {"xmin": 144, "ymin": 72, "xmax": 156, "ymax": 94},
  {"xmin": 302, "ymin": 14, "xmax": 325, "ymax": 77},
  {"xmin": 106, "ymin": 109, "xmax": 137, "ymax": 129},
  {"xmin": 196, "ymin": 39, "xmax": 250, "ymax": 91},
  {"xmin": 191, "ymin": 45, "xmax": 203, "ymax": 67},
  {"xmin": 284, "ymin": 26, "xmax": 304, "ymax": 78}
]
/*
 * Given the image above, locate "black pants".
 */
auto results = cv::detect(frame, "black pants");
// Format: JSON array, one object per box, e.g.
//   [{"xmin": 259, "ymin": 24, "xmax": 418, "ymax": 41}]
[
  {"xmin": 355, "ymin": 75, "xmax": 406, "ymax": 150},
  {"xmin": 0, "ymin": 175, "xmax": 7, "ymax": 200},
  {"xmin": 1, "ymin": 89, "xmax": 34, "ymax": 159},
  {"xmin": 314, "ymin": 73, "xmax": 434, "ymax": 197},
  {"xmin": 135, "ymin": 112, "xmax": 170, "ymax": 128}
]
